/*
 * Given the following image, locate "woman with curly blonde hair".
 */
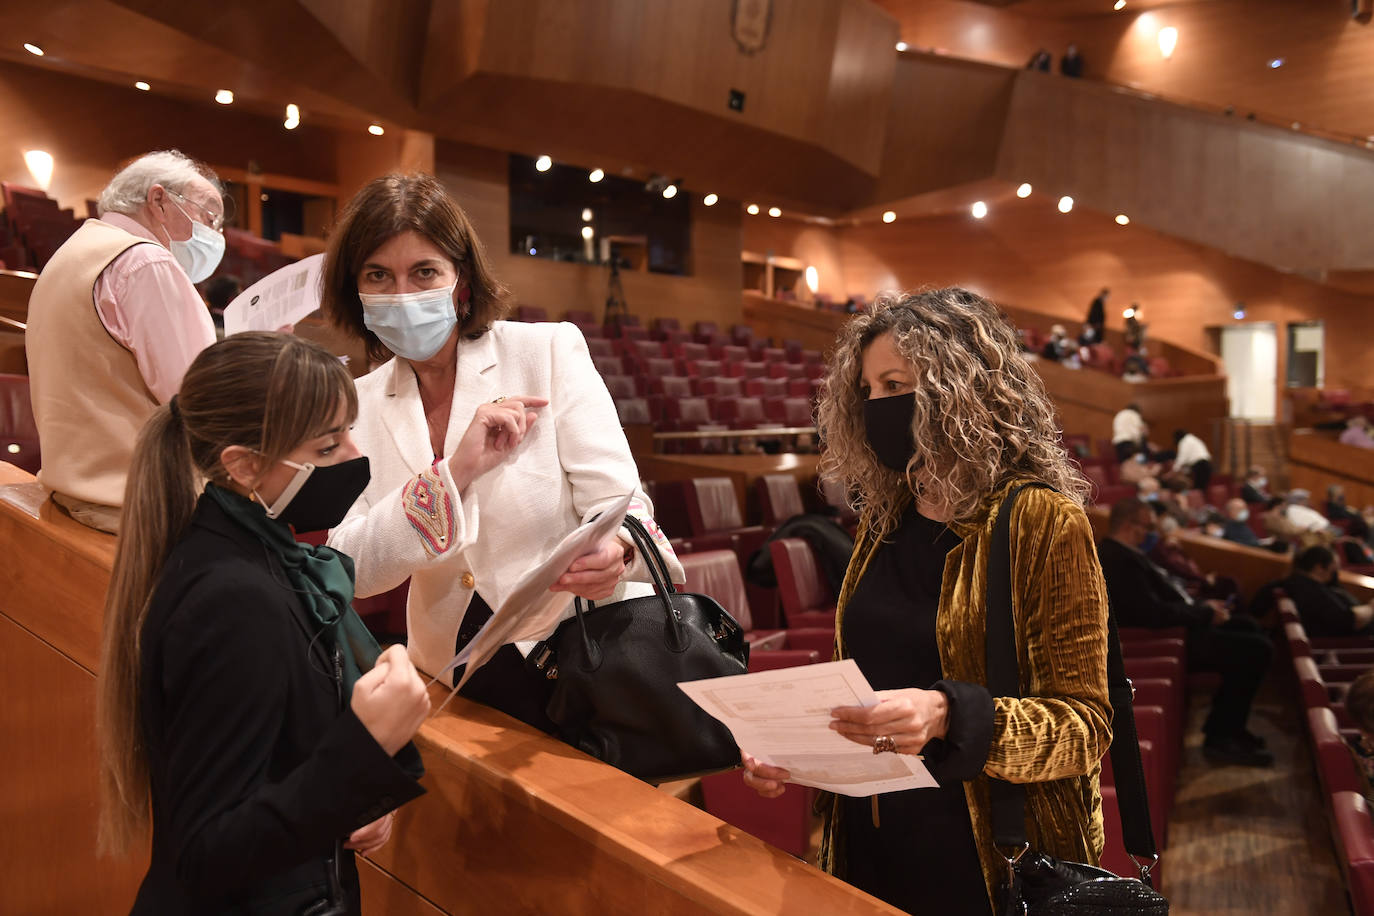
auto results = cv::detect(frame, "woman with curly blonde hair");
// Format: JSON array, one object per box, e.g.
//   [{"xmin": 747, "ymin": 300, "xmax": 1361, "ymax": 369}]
[{"xmin": 743, "ymin": 288, "xmax": 1112, "ymax": 914}]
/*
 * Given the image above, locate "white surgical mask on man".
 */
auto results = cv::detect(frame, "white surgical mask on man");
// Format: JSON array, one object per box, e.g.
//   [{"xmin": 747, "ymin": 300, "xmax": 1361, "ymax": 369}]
[{"xmin": 160, "ymin": 194, "xmax": 225, "ymax": 283}]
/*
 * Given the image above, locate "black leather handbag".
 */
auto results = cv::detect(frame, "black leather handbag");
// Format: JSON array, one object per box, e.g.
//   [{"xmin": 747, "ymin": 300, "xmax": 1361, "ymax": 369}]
[
  {"xmin": 528, "ymin": 515, "xmax": 750, "ymax": 783},
  {"xmin": 987, "ymin": 484, "xmax": 1169, "ymax": 916}
]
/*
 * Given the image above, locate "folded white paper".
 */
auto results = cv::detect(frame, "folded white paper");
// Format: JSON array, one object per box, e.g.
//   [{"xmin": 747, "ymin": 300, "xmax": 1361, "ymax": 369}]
[
  {"xmin": 679, "ymin": 659, "xmax": 938, "ymax": 796},
  {"xmin": 223, "ymin": 253, "xmax": 323, "ymax": 336}
]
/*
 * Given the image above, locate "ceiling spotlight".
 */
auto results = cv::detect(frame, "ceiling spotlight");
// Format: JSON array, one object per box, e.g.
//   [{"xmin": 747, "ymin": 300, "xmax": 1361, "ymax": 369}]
[
  {"xmin": 1122, "ymin": 308, "xmax": 1135, "ymax": 319},
  {"xmin": 1113, "ymin": 0, "xmax": 1126, "ymax": 9},
  {"xmin": 368, "ymin": 123, "xmax": 384, "ymax": 135},
  {"xmin": 588, "ymin": 168, "xmax": 604, "ymax": 183},
  {"xmin": 768, "ymin": 206, "xmax": 781, "ymax": 217},
  {"xmin": 882, "ymin": 210, "xmax": 896, "ymax": 223},
  {"xmin": 662, "ymin": 183, "xmax": 678, "ymax": 199},
  {"xmin": 581, "ymin": 207, "xmax": 593, "ymax": 222},
  {"xmin": 134, "ymin": 80, "xmax": 151, "ymax": 91},
  {"xmin": 896, "ymin": 41, "xmax": 908, "ymax": 52},
  {"xmin": 1016, "ymin": 182, "xmax": 1032, "ymax": 198},
  {"xmin": 1115, "ymin": 214, "xmax": 1130, "ymax": 225},
  {"xmin": 215, "ymin": 89, "xmax": 234, "ymax": 105},
  {"xmin": 702, "ymin": 193, "xmax": 718, "ymax": 206},
  {"xmin": 581, "ymin": 225, "xmax": 594, "ymax": 240},
  {"xmin": 1268, "ymin": 58, "xmax": 1284, "ymax": 69},
  {"xmin": 283, "ymin": 103, "xmax": 300, "ymax": 130},
  {"xmin": 23, "ymin": 43, "xmax": 43, "ymax": 56},
  {"xmin": 746, "ymin": 204, "xmax": 760, "ymax": 215},
  {"xmin": 1057, "ymin": 196, "xmax": 1074, "ymax": 213},
  {"xmin": 1158, "ymin": 27, "xmax": 1178, "ymax": 59},
  {"xmin": 1233, "ymin": 305, "xmax": 1246, "ymax": 320},
  {"xmin": 971, "ymin": 201, "xmax": 988, "ymax": 219},
  {"xmin": 535, "ymin": 154, "xmax": 552, "ymax": 172}
]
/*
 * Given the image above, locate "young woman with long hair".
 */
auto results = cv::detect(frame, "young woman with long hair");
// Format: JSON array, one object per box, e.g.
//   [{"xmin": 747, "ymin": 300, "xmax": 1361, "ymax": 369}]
[
  {"xmin": 743, "ymin": 289, "xmax": 1111, "ymax": 915},
  {"xmin": 96, "ymin": 332, "xmax": 429, "ymax": 915}
]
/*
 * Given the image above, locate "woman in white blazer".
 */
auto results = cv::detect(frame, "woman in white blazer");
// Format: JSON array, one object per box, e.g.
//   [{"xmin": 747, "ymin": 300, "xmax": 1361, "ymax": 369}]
[{"xmin": 321, "ymin": 174, "xmax": 683, "ymax": 732}]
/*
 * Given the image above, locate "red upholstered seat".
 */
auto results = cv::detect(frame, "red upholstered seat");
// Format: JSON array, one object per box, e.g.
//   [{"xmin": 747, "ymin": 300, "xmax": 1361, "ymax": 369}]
[
  {"xmin": 676, "ymin": 342, "xmax": 709, "ymax": 362},
  {"xmin": 585, "ymin": 338, "xmax": 615, "ymax": 358},
  {"xmin": 1333, "ymin": 792, "xmax": 1374, "ymax": 916},
  {"xmin": 770, "ymin": 537, "xmax": 837, "ymax": 628},
  {"xmin": 601, "ymin": 374, "xmax": 636, "ymax": 399},
  {"xmin": 0, "ymin": 373, "xmax": 40, "ymax": 474},
  {"xmin": 514, "ymin": 305, "xmax": 547, "ymax": 321},
  {"xmin": 684, "ymin": 477, "xmax": 743, "ymax": 532},
  {"xmin": 756, "ymin": 474, "xmax": 805, "ymax": 525},
  {"xmin": 1310, "ymin": 707, "xmax": 1363, "ymax": 797},
  {"xmin": 613, "ymin": 398, "xmax": 652, "ymax": 425},
  {"xmin": 665, "ymin": 398, "xmax": 713, "ymax": 426},
  {"xmin": 716, "ymin": 396, "xmax": 766, "ymax": 428},
  {"xmin": 695, "ymin": 376, "xmax": 742, "ymax": 398},
  {"xmin": 763, "ymin": 396, "xmax": 813, "ymax": 427},
  {"xmin": 686, "ymin": 359, "xmax": 724, "ymax": 377},
  {"xmin": 648, "ymin": 375, "xmax": 693, "ymax": 398},
  {"xmin": 744, "ymin": 377, "xmax": 787, "ymax": 399}
]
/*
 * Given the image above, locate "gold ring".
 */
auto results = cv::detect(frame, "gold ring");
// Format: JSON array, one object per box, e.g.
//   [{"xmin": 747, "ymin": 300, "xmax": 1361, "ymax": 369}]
[
  {"xmin": 490, "ymin": 395, "xmax": 508, "ymax": 404},
  {"xmin": 872, "ymin": 735, "xmax": 897, "ymax": 754}
]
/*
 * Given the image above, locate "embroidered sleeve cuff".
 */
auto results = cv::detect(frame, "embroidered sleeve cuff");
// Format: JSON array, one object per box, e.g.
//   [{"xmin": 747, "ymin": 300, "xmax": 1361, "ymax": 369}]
[{"xmin": 402, "ymin": 462, "xmax": 456, "ymax": 559}]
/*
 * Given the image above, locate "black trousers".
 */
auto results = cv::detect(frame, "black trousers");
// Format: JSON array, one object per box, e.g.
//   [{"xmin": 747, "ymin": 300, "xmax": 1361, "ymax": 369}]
[
  {"xmin": 1188, "ymin": 617, "xmax": 1272, "ymax": 739},
  {"xmin": 1189, "ymin": 459, "xmax": 1213, "ymax": 491}
]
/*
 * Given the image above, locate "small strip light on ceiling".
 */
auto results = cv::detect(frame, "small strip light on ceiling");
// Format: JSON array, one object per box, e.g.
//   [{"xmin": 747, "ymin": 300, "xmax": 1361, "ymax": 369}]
[
  {"xmin": 746, "ymin": 203, "xmax": 760, "ymax": 215},
  {"xmin": 1268, "ymin": 58, "xmax": 1285, "ymax": 70},
  {"xmin": 1057, "ymin": 196, "xmax": 1074, "ymax": 213},
  {"xmin": 215, "ymin": 89, "xmax": 234, "ymax": 105},
  {"xmin": 535, "ymin": 154, "xmax": 552, "ymax": 172},
  {"xmin": 702, "ymin": 193, "xmax": 718, "ymax": 206},
  {"xmin": 971, "ymin": 201, "xmax": 988, "ymax": 219},
  {"xmin": 1114, "ymin": 0, "xmax": 1126, "ymax": 10},
  {"xmin": 767, "ymin": 206, "xmax": 781, "ymax": 217},
  {"xmin": 368, "ymin": 123, "xmax": 385, "ymax": 136},
  {"xmin": 1158, "ymin": 27, "xmax": 1178, "ymax": 60},
  {"xmin": 662, "ymin": 183, "xmax": 678, "ymax": 199},
  {"xmin": 23, "ymin": 43, "xmax": 43, "ymax": 56},
  {"xmin": 1016, "ymin": 182, "xmax": 1032, "ymax": 198},
  {"xmin": 134, "ymin": 80, "xmax": 151, "ymax": 91},
  {"xmin": 882, "ymin": 210, "xmax": 896, "ymax": 223},
  {"xmin": 283, "ymin": 103, "xmax": 300, "ymax": 130},
  {"xmin": 1115, "ymin": 214, "xmax": 1130, "ymax": 225},
  {"xmin": 588, "ymin": 168, "xmax": 604, "ymax": 183}
]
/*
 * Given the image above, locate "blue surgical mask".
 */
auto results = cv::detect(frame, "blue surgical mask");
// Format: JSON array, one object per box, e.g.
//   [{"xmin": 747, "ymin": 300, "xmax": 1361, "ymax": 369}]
[
  {"xmin": 1236, "ymin": 509, "xmax": 1250, "ymax": 522},
  {"xmin": 163, "ymin": 199, "xmax": 226, "ymax": 283},
  {"xmin": 359, "ymin": 283, "xmax": 459, "ymax": 361},
  {"xmin": 1142, "ymin": 491, "xmax": 1159, "ymax": 502},
  {"xmin": 1140, "ymin": 532, "xmax": 1160, "ymax": 553}
]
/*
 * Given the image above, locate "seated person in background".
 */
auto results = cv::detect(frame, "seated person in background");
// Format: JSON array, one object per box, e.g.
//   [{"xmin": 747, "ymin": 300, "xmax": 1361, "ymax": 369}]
[
  {"xmin": 1117, "ymin": 452, "xmax": 1160, "ymax": 487},
  {"xmin": 1172, "ymin": 428, "xmax": 1213, "ymax": 490},
  {"xmin": 25, "ymin": 150, "xmax": 223, "ymax": 533},
  {"xmin": 1151, "ymin": 515, "xmax": 1242, "ymax": 607},
  {"xmin": 1039, "ymin": 323, "xmax": 1073, "ymax": 361},
  {"xmin": 1121, "ymin": 353, "xmax": 1150, "ymax": 383},
  {"xmin": 1077, "ymin": 321, "xmax": 1099, "ymax": 347},
  {"xmin": 1112, "ymin": 402, "xmax": 1148, "ymax": 462},
  {"xmin": 1221, "ymin": 498, "xmax": 1262, "ymax": 548},
  {"xmin": 1098, "ymin": 498, "xmax": 1274, "ymax": 766},
  {"xmin": 1340, "ymin": 415, "xmax": 1374, "ymax": 450},
  {"xmin": 202, "ymin": 274, "xmax": 242, "ymax": 335},
  {"xmin": 1280, "ymin": 544, "xmax": 1374, "ymax": 637},
  {"xmin": 1327, "ymin": 484, "xmax": 1372, "ymax": 541},
  {"xmin": 1139, "ymin": 477, "xmax": 1190, "ymax": 527},
  {"xmin": 1240, "ymin": 465, "xmax": 1270, "ymax": 504},
  {"xmin": 1283, "ymin": 489, "xmax": 1338, "ymax": 536},
  {"xmin": 1344, "ymin": 672, "xmax": 1374, "ymax": 800}
]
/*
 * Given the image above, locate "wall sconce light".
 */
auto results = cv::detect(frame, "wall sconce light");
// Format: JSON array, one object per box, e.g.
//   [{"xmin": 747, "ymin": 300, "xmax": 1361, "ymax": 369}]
[
  {"xmin": 23, "ymin": 150, "xmax": 53, "ymax": 190},
  {"xmin": 1158, "ymin": 27, "xmax": 1178, "ymax": 59}
]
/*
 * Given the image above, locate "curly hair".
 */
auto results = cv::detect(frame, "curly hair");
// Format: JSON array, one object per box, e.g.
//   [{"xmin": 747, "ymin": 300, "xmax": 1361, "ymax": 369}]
[{"xmin": 817, "ymin": 288, "xmax": 1090, "ymax": 537}]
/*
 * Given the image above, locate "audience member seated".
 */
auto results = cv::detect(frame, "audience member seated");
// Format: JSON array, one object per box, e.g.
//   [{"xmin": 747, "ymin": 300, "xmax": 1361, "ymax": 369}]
[
  {"xmin": 1121, "ymin": 353, "xmax": 1149, "ymax": 383},
  {"xmin": 1112, "ymin": 402, "xmax": 1148, "ymax": 462},
  {"xmin": 1328, "ymin": 484, "xmax": 1372, "ymax": 541},
  {"xmin": 1139, "ymin": 477, "xmax": 1189, "ymax": 527},
  {"xmin": 1151, "ymin": 515, "xmax": 1241, "ymax": 607},
  {"xmin": 1097, "ymin": 498, "xmax": 1274, "ymax": 766},
  {"xmin": 1172, "ymin": 428, "xmax": 1213, "ymax": 490},
  {"xmin": 1240, "ymin": 466, "xmax": 1270, "ymax": 504},
  {"xmin": 1340, "ymin": 415, "xmax": 1374, "ymax": 450},
  {"xmin": 1039, "ymin": 323, "xmax": 1073, "ymax": 361},
  {"xmin": 1117, "ymin": 453, "xmax": 1161, "ymax": 487},
  {"xmin": 25, "ymin": 150, "xmax": 223, "ymax": 533},
  {"xmin": 1221, "ymin": 498, "xmax": 1262, "ymax": 548},
  {"xmin": 1283, "ymin": 489, "xmax": 1338, "ymax": 536},
  {"xmin": 1344, "ymin": 672, "xmax": 1374, "ymax": 799},
  {"xmin": 1280, "ymin": 545, "xmax": 1374, "ymax": 637}
]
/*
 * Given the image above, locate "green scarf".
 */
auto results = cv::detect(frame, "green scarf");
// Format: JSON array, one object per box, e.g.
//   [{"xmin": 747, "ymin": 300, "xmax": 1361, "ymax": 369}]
[{"xmin": 206, "ymin": 483, "xmax": 380, "ymax": 694}]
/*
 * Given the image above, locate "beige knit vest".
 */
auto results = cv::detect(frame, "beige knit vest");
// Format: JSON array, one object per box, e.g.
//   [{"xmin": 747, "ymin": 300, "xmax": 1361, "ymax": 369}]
[{"xmin": 26, "ymin": 219, "xmax": 160, "ymax": 507}]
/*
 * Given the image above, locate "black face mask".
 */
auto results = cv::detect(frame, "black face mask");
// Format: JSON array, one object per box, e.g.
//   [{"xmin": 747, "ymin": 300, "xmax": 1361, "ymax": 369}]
[
  {"xmin": 863, "ymin": 392, "xmax": 916, "ymax": 472},
  {"xmin": 261, "ymin": 456, "xmax": 371, "ymax": 533}
]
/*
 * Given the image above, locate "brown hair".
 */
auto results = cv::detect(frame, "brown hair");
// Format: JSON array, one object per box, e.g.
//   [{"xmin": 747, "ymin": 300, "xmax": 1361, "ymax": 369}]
[
  {"xmin": 1349, "ymin": 671, "xmax": 1374, "ymax": 734},
  {"xmin": 321, "ymin": 173, "xmax": 510, "ymax": 364},
  {"xmin": 816, "ymin": 288, "xmax": 1091, "ymax": 535},
  {"xmin": 96, "ymin": 332, "xmax": 357, "ymax": 856}
]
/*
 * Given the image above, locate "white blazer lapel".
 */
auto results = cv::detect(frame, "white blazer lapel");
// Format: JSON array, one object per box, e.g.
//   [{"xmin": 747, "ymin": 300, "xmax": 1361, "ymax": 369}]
[
  {"xmin": 378, "ymin": 358, "xmax": 434, "ymax": 475},
  {"xmin": 442, "ymin": 330, "xmax": 500, "ymax": 459}
]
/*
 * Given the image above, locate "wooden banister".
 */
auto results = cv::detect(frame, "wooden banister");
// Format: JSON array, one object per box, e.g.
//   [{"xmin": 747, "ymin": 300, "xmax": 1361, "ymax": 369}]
[{"xmin": 0, "ymin": 461, "xmax": 895, "ymax": 915}]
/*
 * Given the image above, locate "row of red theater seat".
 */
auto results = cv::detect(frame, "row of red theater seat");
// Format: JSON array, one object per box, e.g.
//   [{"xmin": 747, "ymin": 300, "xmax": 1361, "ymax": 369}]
[
  {"xmin": 2, "ymin": 182, "xmax": 80, "ymax": 271},
  {"xmin": 1285, "ymin": 606, "xmax": 1374, "ymax": 915}
]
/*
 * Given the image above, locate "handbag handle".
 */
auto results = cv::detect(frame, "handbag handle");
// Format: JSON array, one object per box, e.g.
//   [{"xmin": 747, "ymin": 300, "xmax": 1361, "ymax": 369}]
[{"xmin": 985, "ymin": 483, "xmax": 1160, "ymax": 881}]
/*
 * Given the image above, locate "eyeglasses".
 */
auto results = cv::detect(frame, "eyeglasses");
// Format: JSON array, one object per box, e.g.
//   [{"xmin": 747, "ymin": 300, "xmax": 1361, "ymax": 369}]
[{"xmin": 167, "ymin": 188, "xmax": 227, "ymax": 233}]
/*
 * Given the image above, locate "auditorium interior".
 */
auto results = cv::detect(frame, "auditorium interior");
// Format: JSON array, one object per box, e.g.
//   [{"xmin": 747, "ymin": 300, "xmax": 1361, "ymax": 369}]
[{"xmin": 3, "ymin": 0, "xmax": 1374, "ymax": 913}]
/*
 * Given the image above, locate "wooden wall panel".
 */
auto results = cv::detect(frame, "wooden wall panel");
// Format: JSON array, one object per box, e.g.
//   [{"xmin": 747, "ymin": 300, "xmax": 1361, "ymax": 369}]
[
  {"xmin": 1288, "ymin": 431, "xmax": 1374, "ymax": 511},
  {"xmin": 436, "ymin": 140, "xmax": 746, "ymax": 328},
  {"xmin": 996, "ymin": 70, "xmax": 1374, "ymax": 272}
]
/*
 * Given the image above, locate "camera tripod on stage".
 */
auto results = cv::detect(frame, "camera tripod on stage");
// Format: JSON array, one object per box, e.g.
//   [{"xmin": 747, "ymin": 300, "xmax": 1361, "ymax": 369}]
[{"xmin": 604, "ymin": 251, "xmax": 628, "ymax": 327}]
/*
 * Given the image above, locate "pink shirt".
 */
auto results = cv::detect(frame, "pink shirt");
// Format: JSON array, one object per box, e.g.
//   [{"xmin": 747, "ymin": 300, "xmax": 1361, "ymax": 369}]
[
  {"xmin": 92, "ymin": 213, "xmax": 216, "ymax": 404},
  {"xmin": 1340, "ymin": 425, "xmax": 1374, "ymax": 449}
]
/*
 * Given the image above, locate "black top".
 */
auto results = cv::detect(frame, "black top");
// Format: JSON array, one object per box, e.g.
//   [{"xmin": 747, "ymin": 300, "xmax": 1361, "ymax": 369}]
[
  {"xmin": 133, "ymin": 494, "xmax": 425, "ymax": 915},
  {"xmin": 1281, "ymin": 573, "xmax": 1362, "ymax": 637},
  {"xmin": 1096, "ymin": 537, "xmax": 1212, "ymax": 631},
  {"xmin": 839, "ymin": 504, "xmax": 994, "ymax": 916}
]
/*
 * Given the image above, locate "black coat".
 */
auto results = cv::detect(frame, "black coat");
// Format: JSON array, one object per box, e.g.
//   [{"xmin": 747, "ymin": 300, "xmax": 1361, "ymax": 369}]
[
  {"xmin": 132, "ymin": 494, "xmax": 424, "ymax": 915},
  {"xmin": 1281, "ymin": 573, "xmax": 1361, "ymax": 638},
  {"xmin": 1096, "ymin": 537, "xmax": 1212, "ymax": 631}
]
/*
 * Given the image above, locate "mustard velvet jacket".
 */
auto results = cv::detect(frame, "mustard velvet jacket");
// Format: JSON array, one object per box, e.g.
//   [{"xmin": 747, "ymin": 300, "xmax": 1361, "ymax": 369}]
[{"xmin": 821, "ymin": 479, "xmax": 1113, "ymax": 909}]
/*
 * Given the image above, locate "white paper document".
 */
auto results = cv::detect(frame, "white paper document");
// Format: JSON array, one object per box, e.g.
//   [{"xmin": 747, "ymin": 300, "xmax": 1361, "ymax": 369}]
[
  {"xmin": 678, "ymin": 659, "xmax": 939, "ymax": 796},
  {"xmin": 429, "ymin": 493, "xmax": 636, "ymax": 707},
  {"xmin": 223, "ymin": 253, "xmax": 324, "ymax": 336}
]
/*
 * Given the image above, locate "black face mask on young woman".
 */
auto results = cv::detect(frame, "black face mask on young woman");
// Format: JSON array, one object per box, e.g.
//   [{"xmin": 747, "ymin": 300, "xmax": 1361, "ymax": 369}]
[
  {"xmin": 862, "ymin": 392, "xmax": 917, "ymax": 473},
  {"xmin": 258, "ymin": 456, "xmax": 371, "ymax": 532}
]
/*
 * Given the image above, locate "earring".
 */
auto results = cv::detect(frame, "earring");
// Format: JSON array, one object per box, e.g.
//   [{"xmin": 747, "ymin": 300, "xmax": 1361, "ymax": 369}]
[{"xmin": 457, "ymin": 284, "xmax": 471, "ymax": 304}]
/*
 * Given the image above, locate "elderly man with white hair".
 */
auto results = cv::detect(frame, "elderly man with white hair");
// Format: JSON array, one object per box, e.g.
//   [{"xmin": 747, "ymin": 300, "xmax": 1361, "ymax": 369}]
[
  {"xmin": 1282, "ymin": 489, "xmax": 1338, "ymax": 535},
  {"xmin": 25, "ymin": 150, "xmax": 224, "ymax": 532}
]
